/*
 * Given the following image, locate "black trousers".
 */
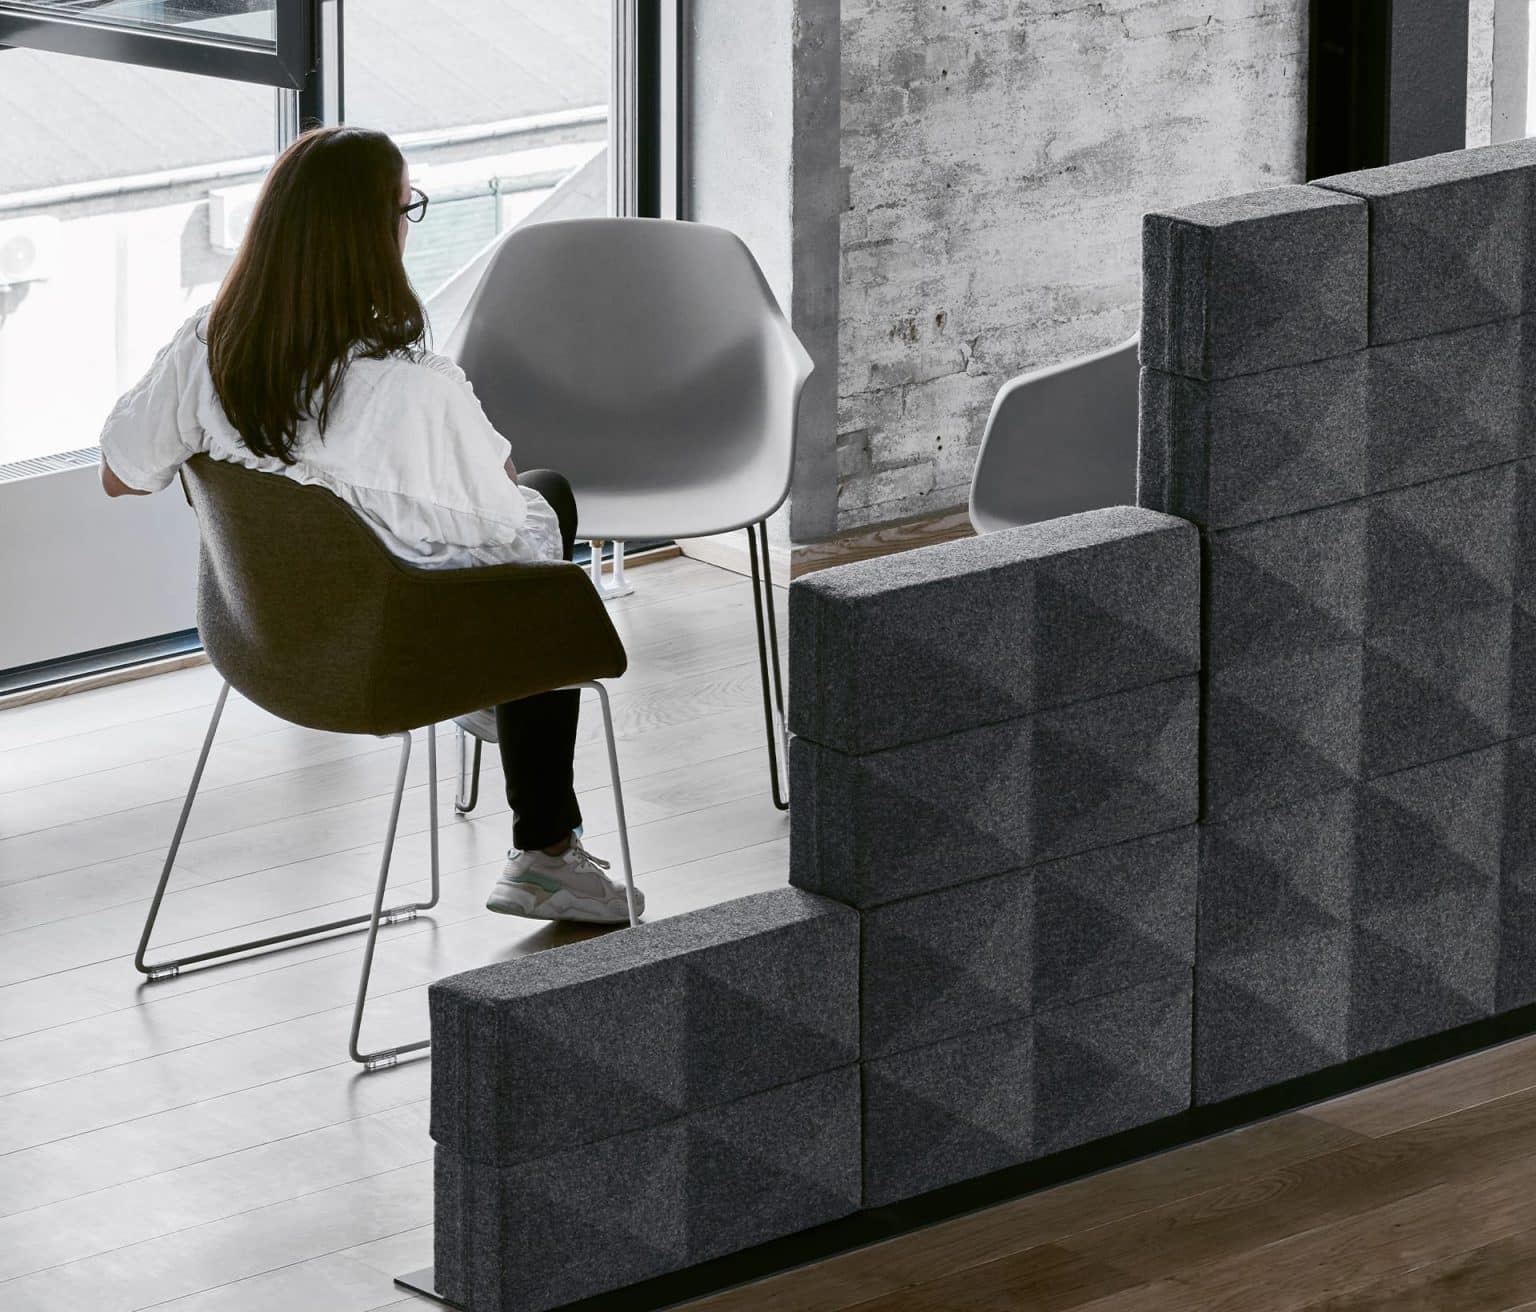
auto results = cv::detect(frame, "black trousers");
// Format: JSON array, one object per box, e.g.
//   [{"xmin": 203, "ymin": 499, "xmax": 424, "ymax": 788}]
[{"xmin": 495, "ymin": 469, "xmax": 582, "ymax": 852}]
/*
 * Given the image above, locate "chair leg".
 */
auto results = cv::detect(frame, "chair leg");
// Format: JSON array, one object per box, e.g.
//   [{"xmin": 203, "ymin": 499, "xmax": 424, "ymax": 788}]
[
  {"xmin": 136, "ymin": 685, "xmax": 441, "ymax": 1068},
  {"xmin": 573, "ymin": 680, "xmax": 640, "ymax": 927},
  {"xmin": 350, "ymin": 727, "xmax": 439, "ymax": 1069},
  {"xmin": 588, "ymin": 538, "xmax": 637, "ymax": 601},
  {"xmin": 746, "ymin": 521, "xmax": 790, "ymax": 811},
  {"xmin": 454, "ymin": 723, "xmax": 482, "ymax": 815}
]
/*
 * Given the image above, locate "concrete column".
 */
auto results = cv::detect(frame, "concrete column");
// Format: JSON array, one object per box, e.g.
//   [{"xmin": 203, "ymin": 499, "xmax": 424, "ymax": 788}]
[{"xmin": 686, "ymin": 0, "xmax": 841, "ymax": 546}]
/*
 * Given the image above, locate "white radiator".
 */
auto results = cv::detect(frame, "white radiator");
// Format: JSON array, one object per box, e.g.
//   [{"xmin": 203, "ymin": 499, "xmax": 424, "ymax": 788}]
[{"xmin": 0, "ymin": 452, "xmax": 198, "ymax": 672}]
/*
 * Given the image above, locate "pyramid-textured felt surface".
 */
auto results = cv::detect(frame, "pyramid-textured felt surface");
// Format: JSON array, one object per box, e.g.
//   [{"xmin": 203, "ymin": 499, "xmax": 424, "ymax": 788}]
[
  {"xmin": 788, "ymin": 507, "xmax": 1199, "ymax": 756},
  {"xmin": 1201, "ymin": 464, "xmax": 1521, "ymax": 818},
  {"xmin": 858, "ymin": 827, "xmax": 1196, "ymax": 1060},
  {"xmin": 1194, "ymin": 742, "xmax": 1526, "ymax": 1104},
  {"xmin": 429, "ymin": 888, "xmax": 858, "ymax": 1166},
  {"xmin": 434, "ymin": 1069, "xmax": 860, "ymax": 1311},
  {"xmin": 790, "ymin": 678, "xmax": 1197, "ymax": 908},
  {"xmin": 1314, "ymin": 138, "xmax": 1536, "ymax": 344},
  {"xmin": 1139, "ymin": 355, "xmax": 1370, "ymax": 531},
  {"xmin": 861, "ymin": 975, "xmax": 1191, "ymax": 1207},
  {"xmin": 1141, "ymin": 184, "xmax": 1368, "ymax": 380}
]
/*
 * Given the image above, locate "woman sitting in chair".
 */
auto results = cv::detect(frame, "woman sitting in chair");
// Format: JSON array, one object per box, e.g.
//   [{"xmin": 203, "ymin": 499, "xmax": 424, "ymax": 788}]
[{"xmin": 98, "ymin": 125, "xmax": 640, "ymax": 925}]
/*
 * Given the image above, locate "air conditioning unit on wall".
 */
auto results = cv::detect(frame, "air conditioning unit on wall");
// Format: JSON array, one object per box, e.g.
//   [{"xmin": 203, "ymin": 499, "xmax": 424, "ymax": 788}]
[
  {"xmin": 208, "ymin": 183, "xmax": 262, "ymax": 254},
  {"xmin": 0, "ymin": 216, "xmax": 62, "ymax": 289}
]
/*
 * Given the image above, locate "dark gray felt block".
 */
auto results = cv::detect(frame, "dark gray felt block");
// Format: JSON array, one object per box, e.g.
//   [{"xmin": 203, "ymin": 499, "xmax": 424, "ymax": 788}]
[
  {"xmin": 1138, "ymin": 357, "xmax": 1370, "ymax": 530},
  {"xmin": 1359, "ymin": 467, "xmax": 1516, "ymax": 777},
  {"xmin": 1195, "ymin": 786, "xmax": 1357, "ymax": 1103},
  {"xmin": 1369, "ymin": 318, "xmax": 1528, "ymax": 492},
  {"xmin": 858, "ymin": 828, "xmax": 1196, "ymax": 1060},
  {"xmin": 1196, "ymin": 745, "xmax": 1512, "ymax": 1101},
  {"xmin": 790, "ymin": 679, "xmax": 1197, "ymax": 908},
  {"xmin": 787, "ymin": 507, "xmax": 1199, "ymax": 757},
  {"xmin": 1032, "ymin": 974, "xmax": 1192, "ymax": 1157},
  {"xmin": 435, "ymin": 1069, "xmax": 860, "ymax": 1312},
  {"xmin": 429, "ymin": 889, "xmax": 858, "ymax": 1166},
  {"xmin": 1203, "ymin": 463, "xmax": 1525, "ymax": 815},
  {"xmin": 861, "ymin": 975, "xmax": 1191, "ymax": 1206},
  {"xmin": 1500, "ymin": 737, "xmax": 1536, "ymax": 1009},
  {"xmin": 860, "ymin": 1014, "xmax": 1034, "ymax": 1207},
  {"xmin": 1032, "ymin": 827, "xmax": 1197, "ymax": 1013},
  {"xmin": 1350, "ymin": 748, "xmax": 1503, "ymax": 1055},
  {"xmin": 1141, "ymin": 184, "xmax": 1367, "ymax": 381},
  {"xmin": 1314, "ymin": 139, "xmax": 1536, "ymax": 344},
  {"xmin": 1204, "ymin": 643, "xmax": 1365, "ymax": 820}
]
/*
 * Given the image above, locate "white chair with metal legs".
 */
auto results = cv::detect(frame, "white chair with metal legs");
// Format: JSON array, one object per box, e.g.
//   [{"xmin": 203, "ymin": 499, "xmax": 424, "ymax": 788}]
[
  {"xmin": 135, "ymin": 454, "xmax": 636, "ymax": 1069},
  {"xmin": 445, "ymin": 217, "xmax": 813, "ymax": 812},
  {"xmin": 969, "ymin": 335, "xmax": 1140, "ymax": 534}
]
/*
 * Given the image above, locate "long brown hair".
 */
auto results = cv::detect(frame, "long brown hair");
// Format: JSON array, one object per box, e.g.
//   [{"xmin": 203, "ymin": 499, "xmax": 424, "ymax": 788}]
[{"xmin": 206, "ymin": 126, "xmax": 425, "ymax": 463}]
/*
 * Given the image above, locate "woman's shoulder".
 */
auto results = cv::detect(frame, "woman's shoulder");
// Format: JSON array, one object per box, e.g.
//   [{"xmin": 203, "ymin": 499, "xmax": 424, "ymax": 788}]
[{"xmin": 363, "ymin": 348, "xmax": 468, "ymax": 387}]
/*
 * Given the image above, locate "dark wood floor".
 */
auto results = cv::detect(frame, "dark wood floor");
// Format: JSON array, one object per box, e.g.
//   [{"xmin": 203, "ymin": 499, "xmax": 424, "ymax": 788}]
[
  {"xmin": 6, "ymin": 552, "xmax": 1536, "ymax": 1311},
  {"xmin": 683, "ymin": 1019, "xmax": 1536, "ymax": 1311}
]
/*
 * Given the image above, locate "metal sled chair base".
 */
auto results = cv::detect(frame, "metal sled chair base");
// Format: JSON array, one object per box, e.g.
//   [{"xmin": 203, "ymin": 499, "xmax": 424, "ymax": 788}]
[{"xmin": 135, "ymin": 678, "xmax": 638, "ymax": 1071}]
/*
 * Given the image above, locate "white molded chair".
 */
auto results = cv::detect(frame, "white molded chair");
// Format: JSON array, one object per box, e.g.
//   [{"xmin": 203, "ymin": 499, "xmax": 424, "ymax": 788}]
[
  {"xmin": 969, "ymin": 336, "xmax": 1140, "ymax": 534},
  {"xmin": 445, "ymin": 217, "xmax": 814, "ymax": 812}
]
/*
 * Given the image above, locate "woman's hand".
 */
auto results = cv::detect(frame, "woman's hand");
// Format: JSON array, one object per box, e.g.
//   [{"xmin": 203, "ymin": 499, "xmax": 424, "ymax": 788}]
[
  {"xmin": 101, "ymin": 460, "xmax": 150, "ymax": 497},
  {"xmin": 504, "ymin": 455, "xmax": 519, "ymax": 484}
]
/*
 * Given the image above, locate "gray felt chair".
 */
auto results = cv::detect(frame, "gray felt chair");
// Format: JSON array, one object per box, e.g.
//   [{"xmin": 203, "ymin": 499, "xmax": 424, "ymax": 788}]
[
  {"xmin": 968, "ymin": 335, "xmax": 1140, "ymax": 534},
  {"xmin": 134, "ymin": 454, "xmax": 636, "ymax": 1071},
  {"xmin": 444, "ymin": 217, "xmax": 814, "ymax": 812}
]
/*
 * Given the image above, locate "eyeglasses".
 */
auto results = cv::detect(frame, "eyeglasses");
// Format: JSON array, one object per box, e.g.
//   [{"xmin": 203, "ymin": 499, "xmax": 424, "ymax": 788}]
[{"xmin": 400, "ymin": 187, "xmax": 429, "ymax": 224}]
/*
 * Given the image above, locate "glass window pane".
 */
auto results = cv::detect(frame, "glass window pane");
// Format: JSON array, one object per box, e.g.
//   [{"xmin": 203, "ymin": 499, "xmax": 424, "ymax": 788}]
[
  {"xmin": 0, "ymin": 49, "xmax": 272, "ymax": 467},
  {"xmin": 344, "ymin": 0, "xmax": 611, "ymax": 324},
  {"xmin": 1, "ymin": 1, "xmax": 275, "ymax": 45}
]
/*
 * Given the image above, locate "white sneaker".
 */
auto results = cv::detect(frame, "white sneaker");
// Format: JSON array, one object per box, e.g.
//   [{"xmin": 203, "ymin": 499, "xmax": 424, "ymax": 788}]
[{"xmin": 485, "ymin": 837, "xmax": 642, "ymax": 923}]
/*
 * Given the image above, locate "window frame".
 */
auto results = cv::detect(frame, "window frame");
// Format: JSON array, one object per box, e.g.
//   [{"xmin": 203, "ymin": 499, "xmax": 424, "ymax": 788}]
[{"xmin": 0, "ymin": 0, "xmax": 316, "ymax": 90}]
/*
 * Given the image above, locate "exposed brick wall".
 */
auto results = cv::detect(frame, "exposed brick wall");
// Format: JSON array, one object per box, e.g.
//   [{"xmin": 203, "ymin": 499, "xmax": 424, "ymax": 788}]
[
  {"xmin": 1468, "ymin": 0, "xmax": 1495, "ymax": 147},
  {"xmin": 836, "ymin": 0, "xmax": 1309, "ymax": 533}
]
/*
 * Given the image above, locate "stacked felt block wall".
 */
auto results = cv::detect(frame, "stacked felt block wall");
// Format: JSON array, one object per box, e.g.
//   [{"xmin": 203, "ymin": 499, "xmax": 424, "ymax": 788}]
[
  {"xmin": 428, "ymin": 890, "xmax": 861, "ymax": 1312},
  {"xmin": 787, "ymin": 509, "xmax": 1202, "ymax": 1205},
  {"xmin": 1139, "ymin": 141, "xmax": 1536, "ymax": 1105}
]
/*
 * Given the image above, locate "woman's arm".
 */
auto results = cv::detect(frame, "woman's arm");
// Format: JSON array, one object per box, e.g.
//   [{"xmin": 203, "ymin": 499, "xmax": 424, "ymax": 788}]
[
  {"xmin": 101, "ymin": 460, "xmax": 151, "ymax": 497},
  {"xmin": 504, "ymin": 454, "xmax": 518, "ymax": 484}
]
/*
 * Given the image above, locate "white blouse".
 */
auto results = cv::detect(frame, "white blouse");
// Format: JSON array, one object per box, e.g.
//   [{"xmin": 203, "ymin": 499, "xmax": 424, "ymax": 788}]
[{"xmin": 98, "ymin": 310, "xmax": 563, "ymax": 569}]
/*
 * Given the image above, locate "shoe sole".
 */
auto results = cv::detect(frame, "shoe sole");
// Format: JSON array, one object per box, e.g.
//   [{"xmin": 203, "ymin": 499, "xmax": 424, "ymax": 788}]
[{"xmin": 486, "ymin": 884, "xmax": 641, "ymax": 924}]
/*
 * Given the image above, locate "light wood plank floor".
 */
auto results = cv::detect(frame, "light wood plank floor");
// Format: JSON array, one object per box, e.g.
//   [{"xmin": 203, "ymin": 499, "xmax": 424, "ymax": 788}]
[
  {"xmin": 0, "ymin": 555, "xmax": 789, "ymax": 1312},
  {"xmin": 7, "ymin": 554, "xmax": 1536, "ymax": 1311}
]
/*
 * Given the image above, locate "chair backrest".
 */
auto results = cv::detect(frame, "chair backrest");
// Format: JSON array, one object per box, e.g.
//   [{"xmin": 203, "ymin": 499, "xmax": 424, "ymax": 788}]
[
  {"xmin": 968, "ymin": 336, "xmax": 1140, "ymax": 534},
  {"xmin": 181, "ymin": 455, "xmax": 625, "ymax": 735},
  {"xmin": 445, "ymin": 218, "xmax": 813, "ymax": 533}
]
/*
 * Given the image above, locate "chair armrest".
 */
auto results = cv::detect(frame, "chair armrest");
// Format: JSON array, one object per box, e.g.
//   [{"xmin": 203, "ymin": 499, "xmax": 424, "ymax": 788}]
[{"xmin": 364, "ymin": 559, "xmax": 628, "ymax": 732}]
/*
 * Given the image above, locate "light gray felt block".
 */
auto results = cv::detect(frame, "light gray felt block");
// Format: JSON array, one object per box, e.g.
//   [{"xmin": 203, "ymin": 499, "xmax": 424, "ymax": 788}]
[
  {"xmin": 1138, "ymin": 357, "xmax": 1370, "ymax": 530},
  {"xmin": 1314, "ymin": 139, "xmax": 1536, "ymax": 344},
  {"xmin": 787, "ymin": 507, "xmax": 1199, "ymax": 756},
  {"xmin": 790, "ymin": 679, "xmax": 1198, "ymax": 908},
  {"xmin": 1141, "ymin": 185, "xmax": 1368, "ymax": 380},
  {"xmin": 861, "ymin": 976, "xmax": 1191, "ymax": 1206},
  {"xmin": 435, "ymin": 1069, "xmax": 861, "ymax": 1312},
  {"xmin": 858, "ymin": 830, "xmax": 1195, "ymax": 1062},
  {"xmin": 429, "ymin": 889, "xmax": 859, "ymax": 1166}
]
